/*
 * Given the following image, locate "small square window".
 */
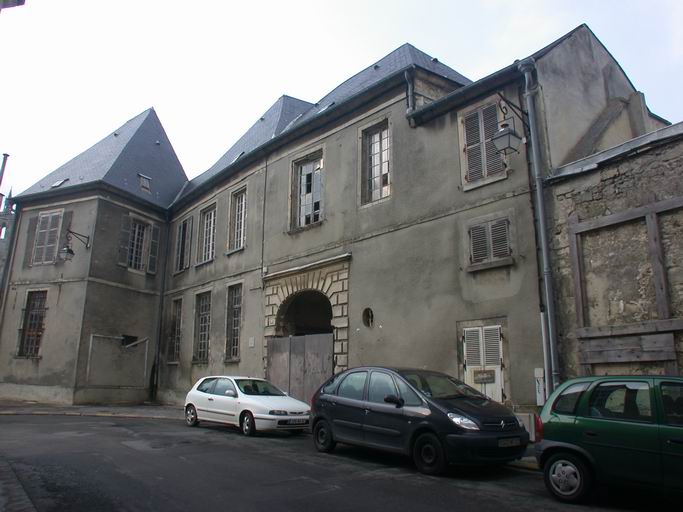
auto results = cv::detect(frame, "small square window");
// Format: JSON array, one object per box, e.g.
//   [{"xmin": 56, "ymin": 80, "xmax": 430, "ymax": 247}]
[{"xmin": 138, "ymin": 174, "xmax": 152, "ymax": 194}]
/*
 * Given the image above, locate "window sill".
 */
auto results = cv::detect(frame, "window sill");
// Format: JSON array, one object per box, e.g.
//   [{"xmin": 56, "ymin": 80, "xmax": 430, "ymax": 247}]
[
  {"xmin": 166, "ymin": 361, "xmax": 180, "ymax": 366},
  {"xmin": 225, "ymin": 246, "xmax": 245, "ymax": 257},
  {"xmin": 224, "ymin": 358, "xmax": 240, "ymax": 364},
  {"xmin": 288, "ymin": 220, "xmax": 324, "ymax": 235},
  {"xmin": 467, "ymin": 256, "xmax": 514, "ymax": 273},
  {"xmin": 191, "ymin": 359, "xmax": 209, "ymax": 366},
  {"xmin": 463, "ymin": 170, "xmax": 509, "ymax": 191},
  {"xmin": 14, "ymin": 355, "xmax": 42, "ymax": 360},
  {"xmin": 194, "ymin": 258, "xmax": 214, "ymax": 269},
  {"xmin": 359, "ymin": 195, "xmax": 391, "ymax": 209},
  {"xmin": 172, "ymin": 268, "xmax": 187, "ymax": 277}
]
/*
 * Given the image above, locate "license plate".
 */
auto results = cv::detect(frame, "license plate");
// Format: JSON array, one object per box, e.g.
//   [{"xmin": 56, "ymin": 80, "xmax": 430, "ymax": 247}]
[
  {"xmin": 498, "ymin": 437, "xmax": 521, "ymax": 447},
  {"xmin": 289, "ymin": 418, "xmax": 308, "ymax": 425}
]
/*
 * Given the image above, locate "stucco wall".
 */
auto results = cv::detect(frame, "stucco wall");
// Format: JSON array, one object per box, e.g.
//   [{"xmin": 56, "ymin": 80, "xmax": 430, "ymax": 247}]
[{"xmin": 549, "ymin": 137, "xmax": 683, "ymax": 377}]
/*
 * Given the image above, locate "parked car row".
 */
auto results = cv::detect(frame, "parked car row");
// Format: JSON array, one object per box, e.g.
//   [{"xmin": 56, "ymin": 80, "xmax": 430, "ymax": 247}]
[{"xmin": 184, "ymin": 370, "xmax": 683, "ymax": 503}]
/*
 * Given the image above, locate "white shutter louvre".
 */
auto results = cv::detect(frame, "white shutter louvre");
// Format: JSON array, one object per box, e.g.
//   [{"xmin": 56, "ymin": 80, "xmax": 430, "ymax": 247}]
[
  {"xmin": 464, "ymin": 112, "xmax": 484, "ymax": 182},
  {"xmin": 470, "ymin": 224, "xmax": 490, "ymax": 263},
  {"xmin": 464, "ymin": 328, "xmax": 482, "ymax": 367},
  {"xmin": 482, "ymin": 104, "xmax": 504, "ymax": 176},
  {"xmin": 490, "ymin": 219, "xmax": 510, "ymax": 258},
  {"xmin": 483, "ymin": 326, "xmax": 502, "ymax": 366}
]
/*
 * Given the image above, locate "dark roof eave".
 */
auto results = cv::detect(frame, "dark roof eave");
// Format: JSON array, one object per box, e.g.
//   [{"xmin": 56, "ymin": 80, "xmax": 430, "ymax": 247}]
[
  {"xmin": 13, "ymin": 181, "xmax": 170, "ymax": 215},
  {"xmin": 173, "ymin": 63, "xmax": 463, "ymax": 212},
  {"xmin": 408, "ymin": 65, "xmax": 521, "ymax": 125}
]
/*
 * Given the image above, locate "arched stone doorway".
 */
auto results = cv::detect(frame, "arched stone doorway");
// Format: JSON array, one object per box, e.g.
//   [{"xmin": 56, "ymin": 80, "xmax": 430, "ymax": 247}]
[{"xmin": 276, "ymin": 290, "xmax": 333, "ymax": 336}]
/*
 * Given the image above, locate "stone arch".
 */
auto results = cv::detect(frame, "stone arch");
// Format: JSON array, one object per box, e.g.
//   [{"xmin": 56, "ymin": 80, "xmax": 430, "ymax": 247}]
[
  {"xmin": 264, "ymin": 257, "xmax": 349, "ymax": 373},
  {"xmin": 275, "ymin": 289, "xmax": 332, "ymax": 336}
]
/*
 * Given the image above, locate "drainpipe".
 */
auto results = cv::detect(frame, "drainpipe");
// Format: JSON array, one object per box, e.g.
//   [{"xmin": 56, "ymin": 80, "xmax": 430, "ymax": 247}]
[
  {"xmin": 518, "ymin": 58, "xmax": 560, "ymax": 394},
  {"xmin": 404, "ymin": 68, "xmax": 416, "ymax": 127},
  {"xmin": 0, "ymin": 154, "xmax": 9, "ymax": 189},
  {"xmin": 150, "ymin": 212, "xmax": 171, "ymax": 402}
]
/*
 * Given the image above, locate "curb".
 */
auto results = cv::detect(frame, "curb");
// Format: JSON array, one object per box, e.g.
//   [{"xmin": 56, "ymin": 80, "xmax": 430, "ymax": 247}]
[
  {"xmin": 0, "ymin": 457, "xmax": 37, "ymax": 512},
  {"xmin": 0, "ymin": 410, "xmax": 181, "ymax": 421}
]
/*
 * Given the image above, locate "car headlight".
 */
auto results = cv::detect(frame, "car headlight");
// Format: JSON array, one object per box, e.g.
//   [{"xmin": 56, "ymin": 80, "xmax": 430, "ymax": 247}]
[
  {"xmin": 448, "ymin": 413, "xmax": 479, "ymax": 430},
  {"xmin": 269, "ymin": 410, "xmax": 288, "ymax": 416}
]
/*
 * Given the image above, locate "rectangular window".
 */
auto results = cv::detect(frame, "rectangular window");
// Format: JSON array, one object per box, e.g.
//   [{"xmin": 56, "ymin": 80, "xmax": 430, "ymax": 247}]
[
  {"xmin": 198, "ymin": 206, "xmax": 216, "ymax": 264},
  {"xmin": 127, "ymin": 219, "xmax": 147, "ymax": 270},
  {"xmin": 175, "ymin": 217, "xmax": 193, "ymax": 272},
  {"xmin": 362, "ymin": 121, "xmax": 390, "ymax": 204},
  {"xmin": 588, "ymin": 382, "xmax": 652, "ymax": 422},
  {"xmin": 168, "ymin": 298, "xmax": 182, "ymax": 362},
  {"xmin": 462, "ymin": 103, "xmax": 504, "ymax": 184},
  {"xmin": 194, "ymin": 292, "xmax": 211, "ymax": 362},
  {"xmin": 19, "ymin": 291, "xmax": 48, "ymax": 357},
  {"xmin": 138, "ymin": 173, "xmax": 152, "ymax": 194},
  {"xmin": 33, "ymin": 211, "xmax": 62, "ymax": 264},
  {"xmin": 229, "ymin": 189, "xmax": 247, "ymax": 251},
  {"xmin": 294, "ymin": 154, "xmax": 323, "ymax": 228},
  {"xmin": 469, "ymin": 218, "xmax": 510, "ymax": 264},
  {"xmin": 226, "ymin": 284, "xmax": 242, "ymax": 360}
]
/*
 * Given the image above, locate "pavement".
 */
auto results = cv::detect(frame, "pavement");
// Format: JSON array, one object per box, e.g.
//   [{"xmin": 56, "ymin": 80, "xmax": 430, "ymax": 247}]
[{"xmin": 0, "ymin": 400, "xmax": 539, "ymax": 512}]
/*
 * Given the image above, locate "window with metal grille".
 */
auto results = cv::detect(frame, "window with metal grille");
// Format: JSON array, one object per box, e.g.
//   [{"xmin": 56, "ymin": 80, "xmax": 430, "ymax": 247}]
[
  {"xmin": 229, "ymin": 189, "xmax": 247, "ymax": 251},
  {"xmin": 469, "ymin": 218, "xmax": 510, "ymax": 264},
  {"xmin": 462, "ymin": 103, "xmax": 504, "ymax": 183},
  {"xmin": 175, "ymin": 217, "xmax": 192, "ymax": 272},
  {"xmin": 226, "ymin": 284, "xmax": 242, "ymax": 360},
  {"xmin": 32, "ymin": 211, "xmax": 62, "ymax": 264},
  {"xmin": 294, "ymin": 154, "xmax": 323, "ymax": 228},
  {"xmin": 362, "ymin": 121, "xmax": 390, "ymax": 204},
  {"xmin": 198, "ymin": 206, "xmax": 216, "ymax": 264},
  {"xmin": 194, "ymin": 292, "xmax": 211, "ymax": 362},
  {"xmin": 127, "ymin": 220, "xmax": 147, "ymax": 270},
  {"xmin": 19, "ymin": 290, "xmax": 48, "ymax": 357},
  {"xmin": 168, "ymin": 298, "xmax": 182, "ymax": 362}
]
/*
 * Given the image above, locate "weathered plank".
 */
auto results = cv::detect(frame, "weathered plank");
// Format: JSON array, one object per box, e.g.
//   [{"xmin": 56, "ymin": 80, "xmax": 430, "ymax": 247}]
[
  {"xmin": 571, "ymin": 196, "xmax": 683, "ymax": 234},
  {"xmin": 577, "ymin": 318, "xmax": 683, "ymax": 338},
  {"xmin": 646, "ymin": 213, "xmax": 671, "ymax": 320},
  {"xmin": 580, "ymin": 349, "xmax": 676, "ymax": 364},
  {"xmin": 567, "ymin": 218, "xmax": 586, "ymax": 327},
  {"xmin": 579, "ymin": 333, "xmax": 674, "ymax": 352}
]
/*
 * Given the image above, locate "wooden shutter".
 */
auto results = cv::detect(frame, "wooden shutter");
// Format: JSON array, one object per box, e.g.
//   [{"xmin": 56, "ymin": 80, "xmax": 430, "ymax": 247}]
[
  {"xmin": 483, "ymin": 326, "xmax": 502, "ymax": 367},
  {"xmin": 464, "ymin": 328, "xmax": 482, "ymax": 368},
  {"xmin": 147, "ymin": 223, "xmax": 160, "ymax": 274},
  {"xmin": 56, "ymin": 211, "xmax": 73, "ymax": 262},
  {"xmin": 469, "ymin": 224, "xmax": 490, "ymax": 263},
  {"xmin": 464, "ymin": 111, "xmax": 483, "ymax": 182},
  {"xmin": 184, "ymin": 216, "xmax": 193, "ymax": 269},
  {"xmin": 117, "ymin": 214, "xmax": 131, "ymax": 266},
  {"xmin": 482, "ymin": 104, "xmax": 504, "ymax": 175},
  {"xmin": 490, "ymin": 219, "xmax": 510, "ymax": 258},
  {"xmin": 23, "ymin": 216, "xmax": 38, "ymax": 268}
]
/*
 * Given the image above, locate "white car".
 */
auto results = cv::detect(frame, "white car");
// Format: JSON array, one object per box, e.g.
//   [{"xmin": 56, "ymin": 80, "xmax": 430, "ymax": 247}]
[{"xmin": 184, "ymin": 376, "xmax": 310, "ymax": 436}]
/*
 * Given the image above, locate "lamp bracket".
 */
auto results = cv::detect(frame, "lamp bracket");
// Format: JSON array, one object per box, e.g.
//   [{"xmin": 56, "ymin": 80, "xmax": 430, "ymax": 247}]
[
  {"xmin": 497, "ymin": 93, "xmax": 529, "ymax": 130},
  {"xmin": 67, "ymin": 229, "xmax": 91, "ymax": 249}
]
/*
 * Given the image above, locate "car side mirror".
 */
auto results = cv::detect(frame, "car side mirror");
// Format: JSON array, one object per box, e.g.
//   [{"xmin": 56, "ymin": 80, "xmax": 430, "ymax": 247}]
[
  {"xmin": 384, "ymin": 394, "xmax": 404, "ymax": 408},
  {"xmin": 225, "ymin": 389, "xmax": 236, "ymax": 398}
]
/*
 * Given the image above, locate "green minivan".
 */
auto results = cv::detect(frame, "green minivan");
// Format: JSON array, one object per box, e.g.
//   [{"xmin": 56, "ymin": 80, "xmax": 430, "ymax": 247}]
[{"xmin": 535, "ymin": 375, "xmax": 683, "ymax": 503}]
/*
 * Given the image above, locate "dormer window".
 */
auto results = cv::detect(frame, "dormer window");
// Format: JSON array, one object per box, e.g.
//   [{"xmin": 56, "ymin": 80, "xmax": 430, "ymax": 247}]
[{"xmin": 138, "ymin": 174, "xmax": 152, "ymax": 194}]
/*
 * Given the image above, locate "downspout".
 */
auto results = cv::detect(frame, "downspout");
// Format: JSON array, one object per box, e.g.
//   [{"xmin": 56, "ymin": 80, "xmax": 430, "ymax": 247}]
[
  {"xmin": 0, "ymin": 154, "xmax": 9, "ymax": 187},
  {"xmin": 404, "ymin": 68, "xmax": 416, "ymax": 127},
  {"xmin": 0, "ymin": 204, "xmax": 19, "ymax": 316},
  {"xmin": 260, "ymin": 155, "xmax": 269, "ymax": 376},
  {"xmin": 518, "ymin": 58, "xmax": 560, "ymax": 394},
  {"xmin": 150, "ymin": 211, "xmax": 171, "ymax": 402}
]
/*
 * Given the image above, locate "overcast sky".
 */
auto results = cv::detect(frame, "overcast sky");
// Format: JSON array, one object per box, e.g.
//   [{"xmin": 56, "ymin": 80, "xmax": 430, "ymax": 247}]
[{"xmin": 0, "ymin": 0, "xmax": 681, "ymax": 196}]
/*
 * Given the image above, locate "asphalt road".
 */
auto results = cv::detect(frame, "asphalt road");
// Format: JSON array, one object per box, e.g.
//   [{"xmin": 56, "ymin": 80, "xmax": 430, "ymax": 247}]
[{"xmin": 0, "ymin": 416, "xmax": 674, "ymax": 512}]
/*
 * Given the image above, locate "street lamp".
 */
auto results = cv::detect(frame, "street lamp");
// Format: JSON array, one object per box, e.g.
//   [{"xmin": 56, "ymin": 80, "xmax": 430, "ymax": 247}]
[
  {"xmin": 58, "ymin": 229, "xmax": 91, "ymax": 262},
  {"xmin": 491, "ymin": 119, "xmax": 523, "ymax": 155}
]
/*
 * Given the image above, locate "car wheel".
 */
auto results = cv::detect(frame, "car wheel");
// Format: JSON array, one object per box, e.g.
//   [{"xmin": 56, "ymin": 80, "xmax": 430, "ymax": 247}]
[
  {"xmin": 241, "ymin": 411, "xmax": 256, "ymax": 437},
  {"xmin": 544, "ymin": 452, "xmax": 593, "ymax": 503},
  {"xmin": 412, "ymin": 433, "xmax": 447, "ymax": 475},
  {"xmin": 313, "ymin": 419, "xmax": 336, "ymax": 452},
  {"xmin": 185, "ymin": 405, "xmax": 199, "ymax": 427}
]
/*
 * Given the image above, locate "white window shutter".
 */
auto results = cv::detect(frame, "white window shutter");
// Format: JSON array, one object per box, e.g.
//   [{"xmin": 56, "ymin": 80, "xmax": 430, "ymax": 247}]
[
  {"xmin": 482, "ymin": 104, "xmax": 505, "ymax": 175},
  {"xmin": 470, "ymin": 224, "xmax": 490, "ymax": 263},
  {"xmin": 464, "ymin": 328, "xmax": 482, "ymax": 367},
  {"xmin": 490, "ymin": 219, "xmax": 510, "ymax": 258},
  {"xmin": 464, "ymin": 111, "xmax": 484, "ymax": 182},
  {"xmin": 483, "ymin": 326, "xmax": 502, "ymax": 367}
]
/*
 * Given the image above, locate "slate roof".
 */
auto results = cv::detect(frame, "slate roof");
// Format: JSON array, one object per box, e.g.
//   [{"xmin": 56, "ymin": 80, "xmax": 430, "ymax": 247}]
[
  {"xmin": 17, "ymin": 109, "xmax": 187, "ymax": 209},
  {"xmin": 183, "ymin": 96, "xmax": 313, "ymax": 195},
  {"xmin": 176, "ymin": 43, "xmax": 470, "ymax": 204}
]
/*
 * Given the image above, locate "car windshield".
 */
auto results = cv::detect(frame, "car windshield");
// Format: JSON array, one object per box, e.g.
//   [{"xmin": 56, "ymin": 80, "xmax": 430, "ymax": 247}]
[
  {"xmin": 235, "ymin": 379, "xmax": 285, "ymax": 396},
  {"xmin": 399, "ymin": 371, "xmax": 486, "ymax": 400}
]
